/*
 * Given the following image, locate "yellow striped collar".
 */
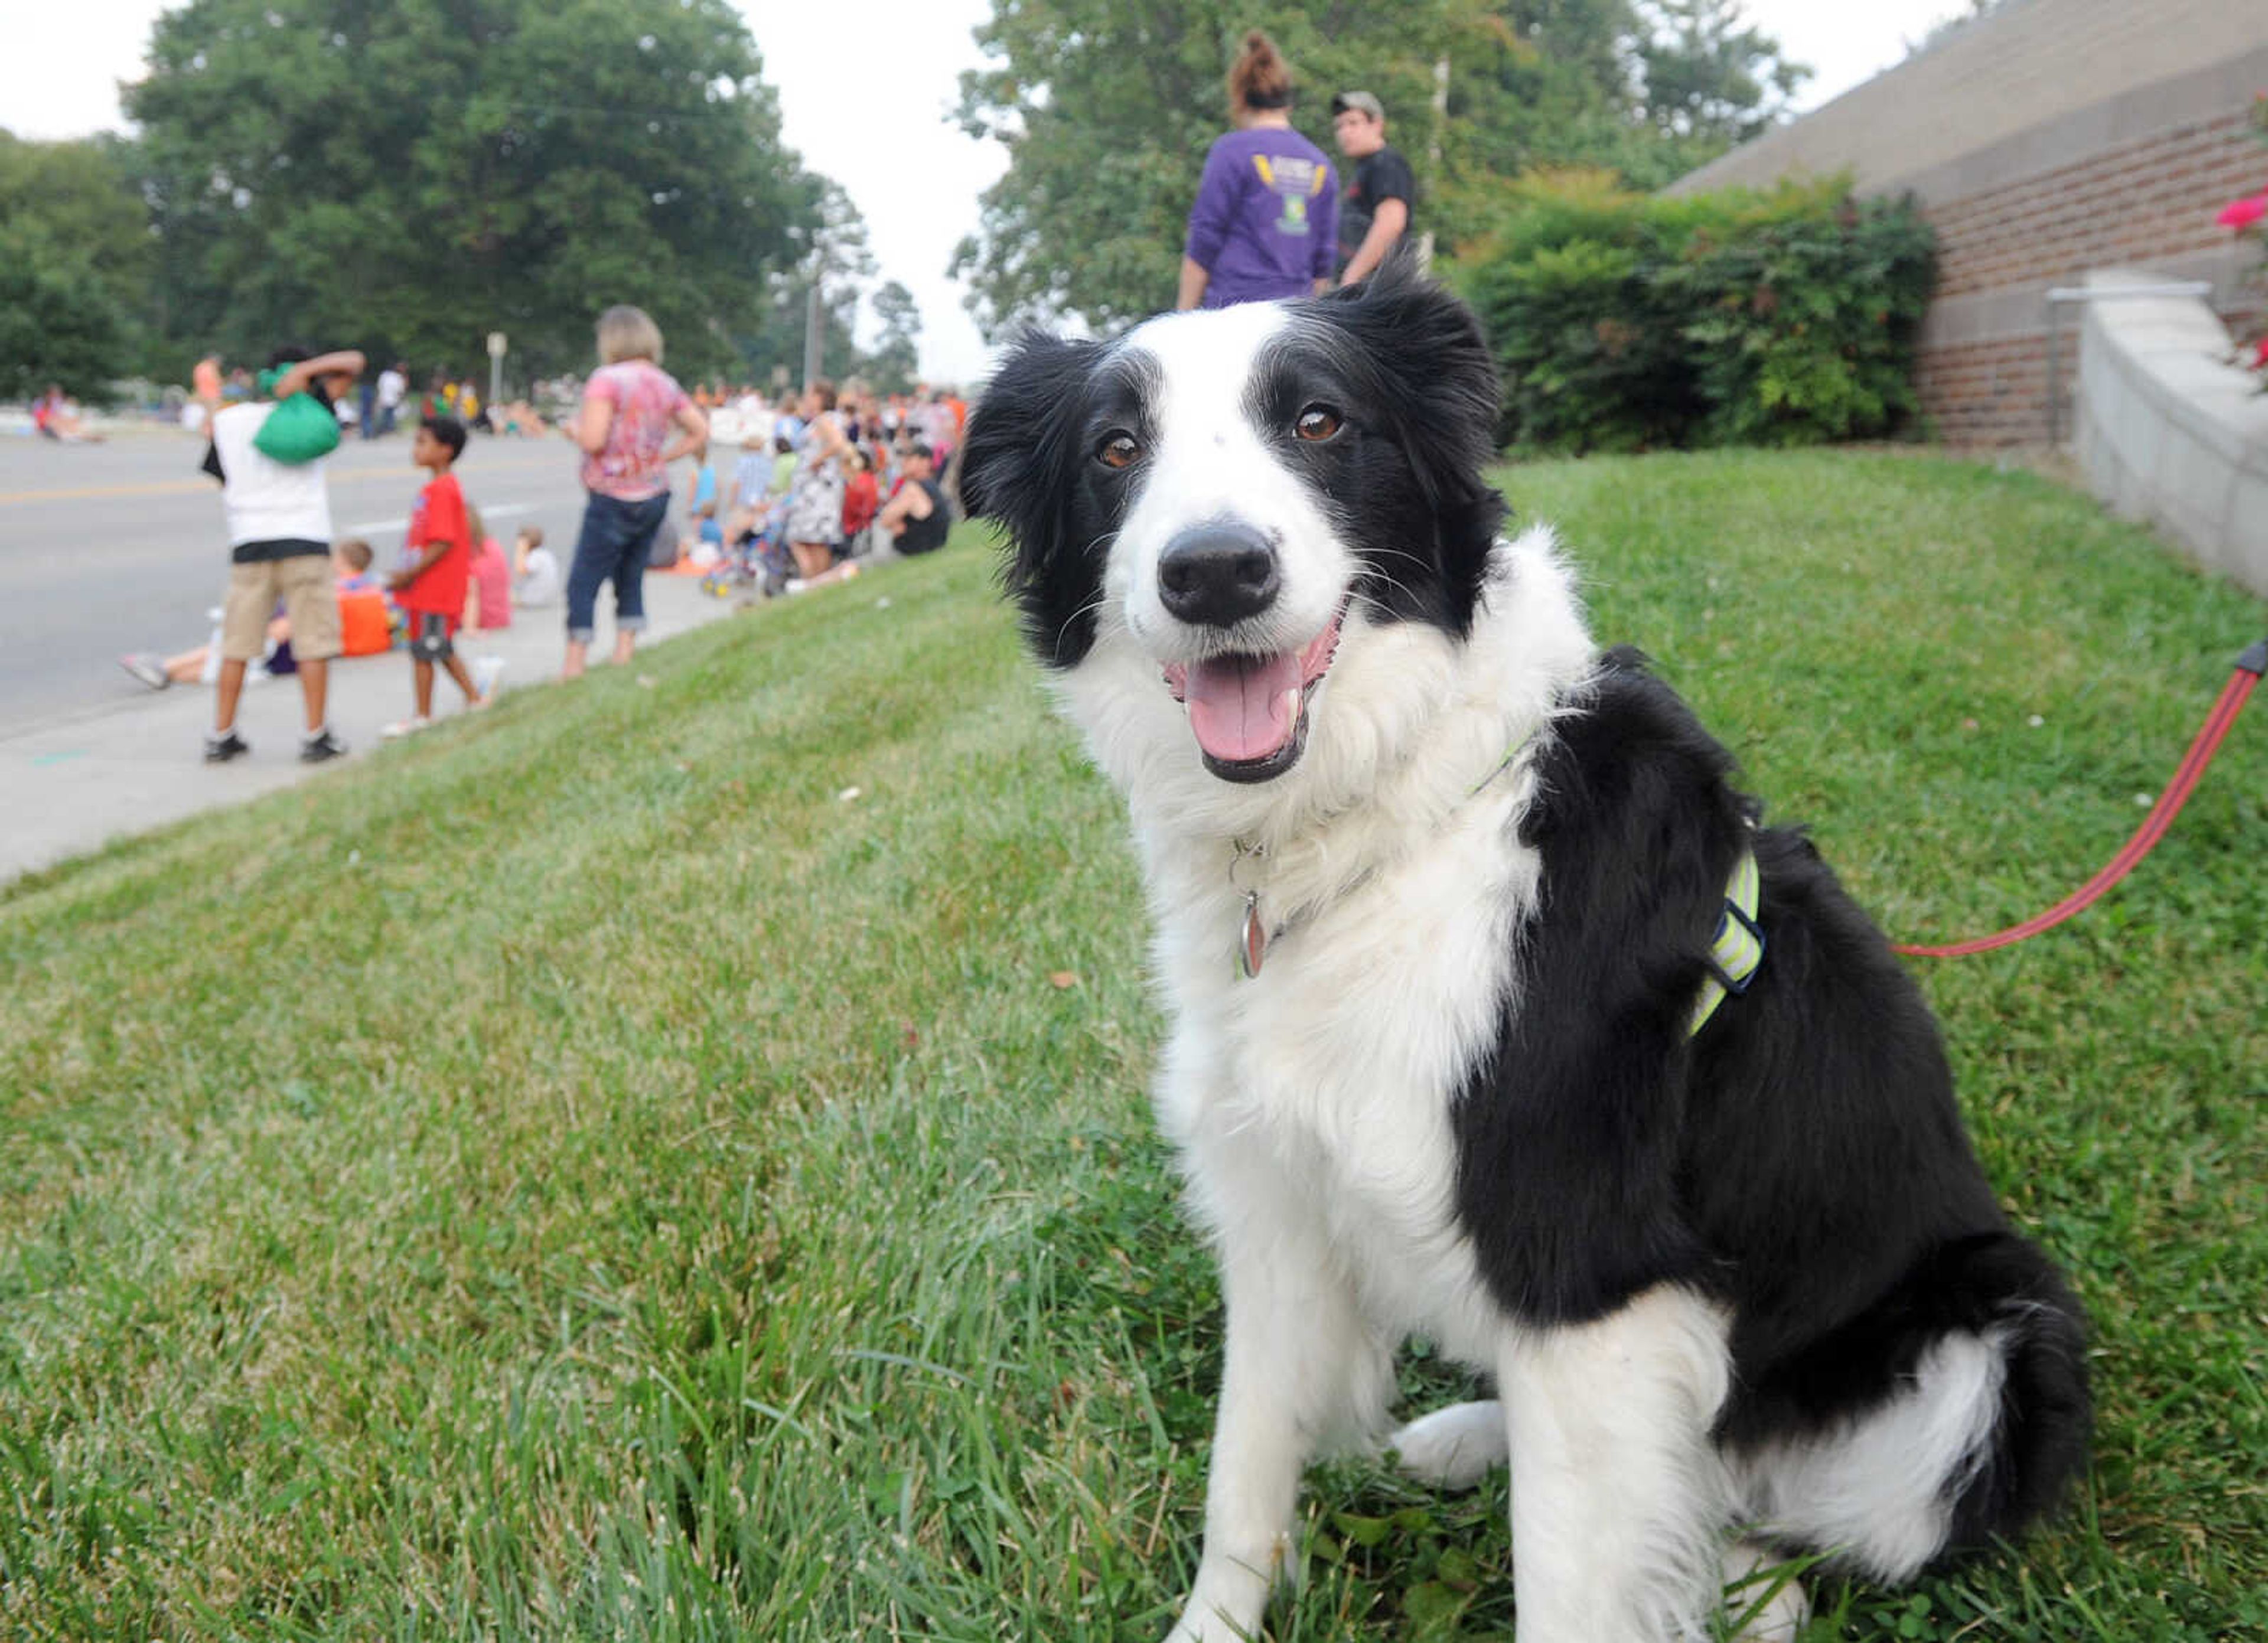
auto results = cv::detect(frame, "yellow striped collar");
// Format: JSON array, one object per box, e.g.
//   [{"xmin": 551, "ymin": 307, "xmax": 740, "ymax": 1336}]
[{"xmin": 1689, "ymin": 849, "xmax": 1765, "ymax": 1038}]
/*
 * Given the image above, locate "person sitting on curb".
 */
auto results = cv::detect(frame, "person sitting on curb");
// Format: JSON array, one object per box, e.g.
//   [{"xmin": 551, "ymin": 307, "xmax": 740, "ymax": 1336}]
[
  {"xmin": 513, "ymin": 525, "xmax": 562, "ymax": 608},
  {"xmin": 32, "ymin": 385, "xmax": 105, "ymax": 444},
  {"xmin": 873, "ymin": 442, "xmax": 953, "ymax": 558},
  {"xmin": 123, "ymin": 540, "xmax": 384, "ymax": 689}
]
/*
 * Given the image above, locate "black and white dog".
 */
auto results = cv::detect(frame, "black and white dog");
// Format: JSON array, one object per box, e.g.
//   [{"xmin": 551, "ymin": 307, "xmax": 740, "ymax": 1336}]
[{"xmin": 960, "ymin": 265, "xmax": 2090, "ymax": 1643}]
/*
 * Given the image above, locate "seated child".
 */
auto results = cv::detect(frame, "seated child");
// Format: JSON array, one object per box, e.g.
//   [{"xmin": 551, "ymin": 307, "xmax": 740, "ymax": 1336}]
[
  {"xmin": 461, "ymin": 506, "xmax": 513, "ymax": 632},
  {"xmin": 513, "ymin": 524, "xmax": 562, "ymax": 608},
  {"xmin": 841, "ymin": 450, "xmax": 879, "ymax": 555},
  {"xmin": 123, "ymin": 540, "xmax": 382, "ymax": 687},
  {"xmin": 687, "ymin": 442, "xmax": 724, "ymax": 563}
]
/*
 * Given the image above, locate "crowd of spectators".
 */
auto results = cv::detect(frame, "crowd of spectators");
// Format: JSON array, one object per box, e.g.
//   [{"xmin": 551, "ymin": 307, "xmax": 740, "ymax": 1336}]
[{"xmin": 115, "ymin": 303, "xmax": 964, "ymax": 764}]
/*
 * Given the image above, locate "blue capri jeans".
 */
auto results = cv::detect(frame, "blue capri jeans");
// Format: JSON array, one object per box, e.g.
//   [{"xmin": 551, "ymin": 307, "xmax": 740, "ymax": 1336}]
[{"xmin": 565, "ymin": 490, "xmax": 670, "ymax": 643}]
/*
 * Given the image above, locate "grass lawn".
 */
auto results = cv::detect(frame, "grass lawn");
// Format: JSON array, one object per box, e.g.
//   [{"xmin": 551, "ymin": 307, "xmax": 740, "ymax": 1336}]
[{"xmin": 3, "ymin": 449, "xmax": 2263, "ymax": 1641}]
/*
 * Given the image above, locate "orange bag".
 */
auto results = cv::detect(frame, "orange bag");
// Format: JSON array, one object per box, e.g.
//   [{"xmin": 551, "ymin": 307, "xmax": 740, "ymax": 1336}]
[{"xmin": 338, "ymin": 587, "xmax": 393, "ymax": 657}]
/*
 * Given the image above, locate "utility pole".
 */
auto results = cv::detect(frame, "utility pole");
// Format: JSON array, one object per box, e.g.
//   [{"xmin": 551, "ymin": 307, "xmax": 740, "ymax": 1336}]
[
  {"xmin": 801, "ymin": 283, "xmax": 823, "ymax": 390},
  {"xmin": 1422, "ymin": 50, "xmax": 1448, "ymax": 270}
]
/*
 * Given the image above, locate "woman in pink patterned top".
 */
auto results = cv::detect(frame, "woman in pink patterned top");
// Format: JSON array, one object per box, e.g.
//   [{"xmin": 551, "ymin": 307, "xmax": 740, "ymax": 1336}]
[{"xmin": 559, "ymin": 305, "xmax": 708, "ymax": 679}]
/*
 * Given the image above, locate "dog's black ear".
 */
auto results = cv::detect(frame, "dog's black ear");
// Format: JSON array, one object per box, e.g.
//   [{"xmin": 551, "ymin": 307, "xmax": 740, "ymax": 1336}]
[
  {"xmin": 1324, "ymin": 251, "xmax": 1501, "ymax": 494},
  {"xmin": 1315, "ymin": 257, "xmax": 1508, "ymax": 626},
  {"xmin": 963, "ymin": 330, "xmax": 1108, "ymax": 666}
]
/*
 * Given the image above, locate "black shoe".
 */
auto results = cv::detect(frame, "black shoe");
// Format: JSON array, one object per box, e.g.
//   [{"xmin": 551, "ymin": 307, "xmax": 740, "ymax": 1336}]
[
  {"xmin": 299, "ymin": 728, "xmax": 349, "ymax": 764},
  {"xmin": 204, "ymin": 728, "xmax": 252, "ymax": 763}
]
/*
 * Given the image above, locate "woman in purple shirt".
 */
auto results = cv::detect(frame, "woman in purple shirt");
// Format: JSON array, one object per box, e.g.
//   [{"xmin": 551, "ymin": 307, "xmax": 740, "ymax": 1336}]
[{"xmin": 1178, "ymin": 31, "xmax": 1340, "ymax": 311}]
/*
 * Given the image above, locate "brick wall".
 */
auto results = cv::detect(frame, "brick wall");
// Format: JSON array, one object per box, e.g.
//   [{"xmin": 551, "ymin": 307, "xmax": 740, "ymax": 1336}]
[
  {"xmin": 1916, "ymin": 335, "xmax": 2058, "ymax": 448},
  {"xmin": 1930, "ymin": 112, "xmax": 2260, "ymax": 300},
  {"xmin": 1914, "ymin": 108, "xmax": 2263, "ymax": 445}
]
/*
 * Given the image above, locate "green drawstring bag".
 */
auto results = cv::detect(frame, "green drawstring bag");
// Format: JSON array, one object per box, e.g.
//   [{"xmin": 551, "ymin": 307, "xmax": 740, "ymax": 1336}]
[{"xmin": 251, "ymin": 368, "xmax": 343, "ymax": 464}]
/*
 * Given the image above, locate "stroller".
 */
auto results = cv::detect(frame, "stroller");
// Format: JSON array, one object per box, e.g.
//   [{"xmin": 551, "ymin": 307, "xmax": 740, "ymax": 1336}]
[{"xmin": 702, "ymin": 503, "xmax": 794, "ymax": 600}]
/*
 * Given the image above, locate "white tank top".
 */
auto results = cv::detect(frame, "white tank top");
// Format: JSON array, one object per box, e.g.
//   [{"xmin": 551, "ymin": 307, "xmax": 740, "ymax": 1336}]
[{"xmin": 211, "ymin": 402, "xmax": 334, "ymax": 546}]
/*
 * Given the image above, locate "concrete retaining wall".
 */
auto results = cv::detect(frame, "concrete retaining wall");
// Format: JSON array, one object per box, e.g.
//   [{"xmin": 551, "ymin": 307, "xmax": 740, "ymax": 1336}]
[{"xmin": 2075, "ymin": 270, "xmax": 2268, "ymax": 595}]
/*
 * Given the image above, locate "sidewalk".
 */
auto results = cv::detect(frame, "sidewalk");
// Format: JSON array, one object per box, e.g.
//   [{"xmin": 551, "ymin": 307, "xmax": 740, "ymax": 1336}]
[{"xmin": 0, "ymin": 574, "xmax": 744, "ymax": 885}]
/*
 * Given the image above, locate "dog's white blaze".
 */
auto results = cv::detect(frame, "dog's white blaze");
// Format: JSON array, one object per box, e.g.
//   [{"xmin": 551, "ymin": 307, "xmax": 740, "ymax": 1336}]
[
  {"xmin": 1134, "ymin": 526, "xmax": 1592, "ymax": 1643},
  {"xmin": 1110, "ymin": 305, "xmax": 1354, "ymax": 666}
]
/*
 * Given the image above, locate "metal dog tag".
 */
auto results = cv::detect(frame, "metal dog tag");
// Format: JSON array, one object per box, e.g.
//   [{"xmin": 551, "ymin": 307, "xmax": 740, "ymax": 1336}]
[{"xmin": 1240, "ymin": 891, "xmax": 1266, "ymax": 979}]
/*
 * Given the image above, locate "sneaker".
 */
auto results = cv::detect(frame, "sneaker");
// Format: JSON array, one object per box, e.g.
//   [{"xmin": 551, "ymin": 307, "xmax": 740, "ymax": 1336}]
[
  {"xmin": 381, "ymin": 716, "xmax": 432, "ymax": 740},
  {"xmin": 120, "ymin": 652, "xmax": 171, "ymax": 690},
  {"xmin": 299, "ymin": 728, "xmax": 349, "ymax": 763},
  {"xmin": 203, "ymin": 728, "xmax": 251, "ymax": 763}
]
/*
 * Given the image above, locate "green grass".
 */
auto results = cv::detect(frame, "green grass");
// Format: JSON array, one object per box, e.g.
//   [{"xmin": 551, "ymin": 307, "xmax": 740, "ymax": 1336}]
[{"xmin": 2, "ymin": 449, "xmax": 2263, "ymax": 1641}]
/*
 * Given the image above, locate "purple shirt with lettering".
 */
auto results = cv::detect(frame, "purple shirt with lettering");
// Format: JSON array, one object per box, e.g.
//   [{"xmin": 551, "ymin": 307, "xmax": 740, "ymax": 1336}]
[{"xmin": 1183, "ymin": 127, "xmax": 1340, "ymax": 308}]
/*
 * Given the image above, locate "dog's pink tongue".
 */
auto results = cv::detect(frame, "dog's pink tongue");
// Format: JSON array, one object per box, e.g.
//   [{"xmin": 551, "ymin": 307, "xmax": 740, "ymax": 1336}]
[{"xmin": 1185, "ymin": 653, "xmax": 1301, "ymax": 763}]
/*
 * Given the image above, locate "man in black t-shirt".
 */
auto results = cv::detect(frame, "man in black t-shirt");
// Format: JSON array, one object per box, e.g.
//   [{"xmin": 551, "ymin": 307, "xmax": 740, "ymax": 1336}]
[
  {"xmin": 877, "ymin": 444, "xmax": 953, "ymax": 556},
  {"xmin": 1331, "ymin": 90, "xmax": 1416, "ymax": 285}
]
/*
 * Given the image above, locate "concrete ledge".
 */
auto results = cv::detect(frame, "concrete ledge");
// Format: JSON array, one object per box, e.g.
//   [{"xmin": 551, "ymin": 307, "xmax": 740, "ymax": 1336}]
[{"xmin": 2075, "ymin": 268, "xmax": 2268, "ymax": 595}]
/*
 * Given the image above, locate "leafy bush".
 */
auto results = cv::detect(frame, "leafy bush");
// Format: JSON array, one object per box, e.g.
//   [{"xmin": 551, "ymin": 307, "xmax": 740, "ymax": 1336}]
[{"xmin": 1455, "ymin": 173, "xmax": 1937, "ymax": 452}]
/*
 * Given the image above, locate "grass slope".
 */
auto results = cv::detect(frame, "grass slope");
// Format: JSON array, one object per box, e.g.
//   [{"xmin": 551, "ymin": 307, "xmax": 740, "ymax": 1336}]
[{"xmin": 2, "ymin": 450, "xmax": 2263, "ymax": 1641}]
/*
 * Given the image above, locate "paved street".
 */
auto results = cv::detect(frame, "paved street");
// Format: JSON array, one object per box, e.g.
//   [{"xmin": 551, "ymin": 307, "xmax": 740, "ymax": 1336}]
[
  {"xmin": 0, "ymin": 425, "xmax": 597, "ymax": 731},
  {"xmin": 0, "ymin": 425, "xmax": 741, "ymax": 883}
]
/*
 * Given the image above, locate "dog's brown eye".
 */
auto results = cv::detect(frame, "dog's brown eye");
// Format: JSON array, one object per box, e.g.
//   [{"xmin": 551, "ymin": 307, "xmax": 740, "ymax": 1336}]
[
  {"xmin": 1096, "ymin": 432, "xmax": 1140, "ymax": 470},
  {"xmin": 1295, "ymin": 406, "xmax": 1343, "ymax": 442}
]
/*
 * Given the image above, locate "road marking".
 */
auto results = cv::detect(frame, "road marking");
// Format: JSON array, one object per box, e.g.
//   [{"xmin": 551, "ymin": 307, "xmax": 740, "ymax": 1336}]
[
  {"xmin": 0, "ymin": 454, "xmax": 568, "ymax": 507},
  {"xmin": 339, "ymin": 501, "xmax": 537, "ymax": 534}
]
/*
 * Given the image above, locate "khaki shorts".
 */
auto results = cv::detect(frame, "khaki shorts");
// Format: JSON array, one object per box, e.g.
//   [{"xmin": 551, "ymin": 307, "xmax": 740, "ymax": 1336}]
[{"xmin": 223, "ymin": 553, "xmax": 341, "ymax": 663}]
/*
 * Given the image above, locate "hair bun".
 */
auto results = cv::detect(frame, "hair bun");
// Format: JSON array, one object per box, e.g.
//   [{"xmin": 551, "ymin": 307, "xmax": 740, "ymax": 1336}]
[{"xmin": 1229, "ymin": 28, "xmax": 1293, "ymax": 113}]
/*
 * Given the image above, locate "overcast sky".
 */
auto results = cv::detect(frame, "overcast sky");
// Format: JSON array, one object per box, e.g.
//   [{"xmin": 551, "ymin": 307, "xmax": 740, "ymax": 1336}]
[{"xmin": 7, "ymin": 1, "xmax": 1977, "ymax": 382}]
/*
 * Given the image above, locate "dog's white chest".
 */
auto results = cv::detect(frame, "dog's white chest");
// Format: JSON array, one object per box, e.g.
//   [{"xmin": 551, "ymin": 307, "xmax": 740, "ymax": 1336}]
[{"xmin": 1156, "ymin": 798, "xmax": 1539, "ymax": 1353}]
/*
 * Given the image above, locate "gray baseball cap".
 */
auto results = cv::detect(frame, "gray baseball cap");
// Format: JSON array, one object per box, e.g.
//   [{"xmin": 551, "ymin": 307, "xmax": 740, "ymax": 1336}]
[{"xmin": 1330, "ymin": 90, "xmax": 1384, "ymax": 120}]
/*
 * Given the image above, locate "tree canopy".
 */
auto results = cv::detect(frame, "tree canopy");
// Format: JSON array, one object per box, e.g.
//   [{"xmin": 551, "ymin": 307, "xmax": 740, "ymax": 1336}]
[
  {"xmin": 121, "ymin": 0, "xmax": 830, "ymax": 383},
  {"xmin": 953, "ymin": 0, "xmax": 1806, "ymax": 334},
  {"xmin": 0, "ymin": 132, "xmax": 155, "ymax": 398}
]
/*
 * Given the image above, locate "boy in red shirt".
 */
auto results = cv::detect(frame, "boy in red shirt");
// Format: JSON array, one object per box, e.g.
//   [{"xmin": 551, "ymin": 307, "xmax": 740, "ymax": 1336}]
[{"xmin": 384, "ymin": 416, "xmax": 488, "ymax": 735}]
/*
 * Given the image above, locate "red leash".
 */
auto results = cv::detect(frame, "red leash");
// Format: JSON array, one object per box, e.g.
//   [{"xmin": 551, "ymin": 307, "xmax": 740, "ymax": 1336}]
[{"xmin": 1892, "ymin": 637, "xmax": 2265, "ymax": 959}]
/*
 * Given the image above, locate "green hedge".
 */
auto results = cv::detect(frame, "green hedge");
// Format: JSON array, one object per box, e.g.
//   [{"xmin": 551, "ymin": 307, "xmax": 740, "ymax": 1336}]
[{"xmin": 1455, "ymin": 175, "xmax": 1937, "ymax": 452}]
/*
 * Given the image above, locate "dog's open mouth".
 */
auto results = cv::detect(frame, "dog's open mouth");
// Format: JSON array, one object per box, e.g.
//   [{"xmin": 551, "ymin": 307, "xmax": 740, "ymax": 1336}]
[{"xmin": 1161, "ymin": 599, "xmax": 1348, "ymax": 783}]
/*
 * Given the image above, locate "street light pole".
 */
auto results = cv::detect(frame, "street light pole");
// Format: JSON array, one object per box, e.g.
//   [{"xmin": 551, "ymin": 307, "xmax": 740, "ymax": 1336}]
[{"xmin": 801, "ymin": 283, "xmax": 823, "ymax": 390}]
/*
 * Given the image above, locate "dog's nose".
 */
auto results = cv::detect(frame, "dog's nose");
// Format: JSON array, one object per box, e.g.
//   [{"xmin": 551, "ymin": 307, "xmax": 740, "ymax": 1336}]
[{"xmin": 1158, "ymin": 523, "xmax": 1280, "ymax": 628}]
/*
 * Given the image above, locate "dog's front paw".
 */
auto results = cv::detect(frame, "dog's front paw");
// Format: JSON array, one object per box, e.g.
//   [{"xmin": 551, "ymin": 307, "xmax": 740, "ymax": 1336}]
[
  {"xmin": 1721, "ymin": 1540, "xmax": 1810, "ymax": 1642},
  {"xmin": 1164, "ymin": 1610, "xmax": 1251, "ymax": 1643},
  {"xmin": 1165, "ymin": 1553, "xmax": 1277, "ymax": 1642},
  {"xmin": 1165, "ymin": 1599, "xmax": 1261, "ymax": 1643},
  {"xmin": 1390, "ymin": 1398, "xmax": 1508, "ymax": 1490}
]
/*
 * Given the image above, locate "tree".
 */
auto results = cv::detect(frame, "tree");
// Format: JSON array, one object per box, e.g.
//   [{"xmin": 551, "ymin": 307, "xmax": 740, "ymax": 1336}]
[
  {"xmin": 732, "ymin": 181, "xmax": 877, "ymax": 388},
  {"xmin": 0, "ymin": 131, "xmax": 154, "ymax": 392},
  {"xmin": 951, "ymin": 0, "xmax": 1806, "ymax": 333},
  {"xmin": 862, "ymin": 281, "xmax": 924, "ymax": 394},
  {"xmin": 0, "ymin": 226, "xmax": 132, "ymax": 402},
  {"xmin": 1635, "ymin": 0, "xmax": 1806, "ymax": 149},
  {"xmin": 1907, "ymin": 0, "xmax": 2011, "ymax": 58},
  {"xmin": 126, "ymin": 0, "xmax": 828, "ymax": 382}
]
